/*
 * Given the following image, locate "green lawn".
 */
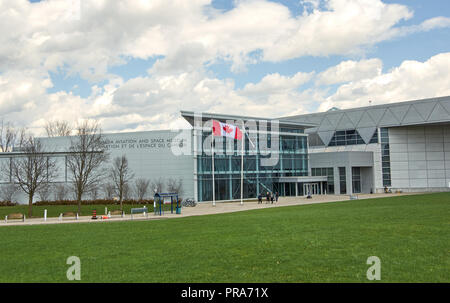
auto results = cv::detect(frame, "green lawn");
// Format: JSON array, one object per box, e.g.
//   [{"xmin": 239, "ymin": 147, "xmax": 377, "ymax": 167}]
[{"xmin": 0, "ymin": 193, "xmax": 449, "ymax": 282}]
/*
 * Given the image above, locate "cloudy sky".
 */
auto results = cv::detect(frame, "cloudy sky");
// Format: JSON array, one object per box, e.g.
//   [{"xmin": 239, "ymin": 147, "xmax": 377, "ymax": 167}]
[{"xmin": 1, "ymin": 0, "xmax": 449, "ymax": 135}]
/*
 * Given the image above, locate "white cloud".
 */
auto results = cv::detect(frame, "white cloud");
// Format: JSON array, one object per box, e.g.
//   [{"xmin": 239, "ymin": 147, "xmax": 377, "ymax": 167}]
[
  {"xmin": 1, "ymin": 52, "xmax": 450, "ymax": 135},
  {"xmin": 0, "ymin": 1, "xmax": 449, "ymax": 135},
  {"xmin": 319, "ymin": 52, "xmax": 450, "ymax": 111},
  {"xmin": 1, "ymin": 0, "xmax": 448, "ymax": 82},
  {"xmin": 0, "ymin": 70, "xmax": 52, "ymax": 116},
  {"xmin": 263, "ymin": 0, "xmax": 414, "ymax": 61},
  {"xmin": 316, "ymin": 58, "xmax": 382, "ymax": 85},
  {"xmin": 242, "ymin": 72, "xmax": 314, "ymax": 96}
]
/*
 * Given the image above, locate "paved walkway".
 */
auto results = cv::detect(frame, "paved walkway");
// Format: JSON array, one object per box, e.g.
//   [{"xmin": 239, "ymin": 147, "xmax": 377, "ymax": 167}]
[{"xmin": 0, "ymin": 192, "xmax": 420, "ymax": 227}]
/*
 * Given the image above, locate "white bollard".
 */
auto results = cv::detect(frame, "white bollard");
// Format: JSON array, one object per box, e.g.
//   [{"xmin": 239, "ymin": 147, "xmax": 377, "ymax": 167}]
[
  {"xmin": 76, "ymin": 213, "xmax": 79, "ymax": 220},
  {"xmin": 5, "ymin": 215, "xmax": 7, "ymax": 223},
  {"xmin": 59, "ymin": 213, "xmax": 62, "ymax": 221},
  {"xmin": 105, "ymin": 207, "xmax": 107, "ymax": 215},
  {"xmin": 108, "ymin": 211, "xmax": 111, "ymax": 218},
  {"xmin": 44, "ymin": 209, "xmax": 47, "ymax": 222}
]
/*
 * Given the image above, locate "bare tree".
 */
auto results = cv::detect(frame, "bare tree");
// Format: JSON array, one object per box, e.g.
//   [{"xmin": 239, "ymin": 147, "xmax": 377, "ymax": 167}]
[
  {"xmin": 103, "ymin": 182, "xmax": 115, "ymax": 200},
  {"xmin": 123, "ymin": 183, "xmax": 132, "ymax": 200},
  {"xmin": 5, "ymin": 135, "xmax": 57, "ymax": 217},
  {"xmin": 45, "ymin": 120, "xmax": 73, "ymax": 137},
  {"xmin": 152, "ymin": 177, "xmax": 165, "ymax": 194},
  {"xmin": 66, "ymin": 120, "xmax": 109, "ymax": 214},
  {"xmin": 37, "ymin": 182, "xmax": 52, "ymax": 201},
  {"xmin": 134, "ymin": 178, "xmax": 150, "ymax": 201},
  {"xmin": 54, "ymin": 183, "xmax": 68, "ymax": 201},
  {"xmin": 109, "ymin": 155, "xmax": 134, "ymax": 211},
  {"xmin": 88, "ymin": 184, "xmax": 100, "ymax": 200},
  {"xmin": 0, "ymin": 120, "xmax": 25, "ymax": 152},
  {"xmin": 167, "ymin": 177, "xmax": 183, "ymax": 196},
  {"xmin": 0, "ymin": 183, "xmax": 18, "ymax": 202}
]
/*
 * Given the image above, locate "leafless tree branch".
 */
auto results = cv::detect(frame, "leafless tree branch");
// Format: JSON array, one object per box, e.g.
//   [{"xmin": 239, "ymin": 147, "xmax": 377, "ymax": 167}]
[
  {"xmin": 134, "ymin": 178, "xmax": 150, "ymax": 201},
  {"xmin": 44, "ymin": 120, "xmax": 73, "ymax": 137},
  {"xmin": 109, "ymin": 155, "xmax": 134, "ymax": 211},
  {"xmin": 66, "ymin": 120, "xmax": 109, "ymax": 214},
  {"xmin": 3, "ymin": 134, "xmax": 57, "ymax": 216}
]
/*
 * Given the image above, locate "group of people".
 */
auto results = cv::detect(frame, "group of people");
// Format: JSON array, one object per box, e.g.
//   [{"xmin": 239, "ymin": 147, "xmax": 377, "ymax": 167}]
[{"xmin": 257, "ymin": 191, "xmax": 279, "ymax": 204}]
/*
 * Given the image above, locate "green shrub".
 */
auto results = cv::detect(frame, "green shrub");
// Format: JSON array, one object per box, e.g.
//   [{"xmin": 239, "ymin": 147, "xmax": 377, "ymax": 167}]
[
  {"xmin": 0, "ymin": 201, "xmax": 19, "ymax": 207},
  {"xmin": 32, "ymin": 199, "xmax": 155, "ymax": 206}
]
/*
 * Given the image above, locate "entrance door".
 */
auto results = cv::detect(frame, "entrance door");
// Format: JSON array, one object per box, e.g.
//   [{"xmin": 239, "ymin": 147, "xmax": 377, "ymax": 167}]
[{"xmin": 303, "ymin": 183, "xmax": 321, "ymax": 195}]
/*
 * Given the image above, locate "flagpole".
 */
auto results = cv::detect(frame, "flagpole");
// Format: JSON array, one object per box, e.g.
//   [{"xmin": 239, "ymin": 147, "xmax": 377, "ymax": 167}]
[
  {"xmin": 212, "ymin": 130, "xmax": 215, "ymax": 207},
  {"xmin": 240, "ymin": 125, "xmax": 255, "ymax": 206},
  {"xmin": 240, "ymin": 122, "xmax": 245, "ymax": 206},
  {"xmin": 240, "ymin": 131, "xmax": 244, "ymax": 206}
]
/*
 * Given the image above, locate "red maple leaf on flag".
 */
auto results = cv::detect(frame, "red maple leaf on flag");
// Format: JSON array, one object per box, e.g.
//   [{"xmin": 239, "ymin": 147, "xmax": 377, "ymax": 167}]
[{"xmin": 223, "ymin": 125, "xmax": 233, "ymax": 133}]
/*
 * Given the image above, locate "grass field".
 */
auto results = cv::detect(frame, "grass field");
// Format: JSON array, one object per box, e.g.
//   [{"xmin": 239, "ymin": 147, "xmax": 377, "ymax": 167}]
[{"xmin": 0, "ymin": 193, "xmax": 449, "ymax": 282}]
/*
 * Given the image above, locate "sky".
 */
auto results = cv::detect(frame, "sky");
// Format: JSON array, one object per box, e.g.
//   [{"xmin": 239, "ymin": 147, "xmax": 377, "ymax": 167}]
[{"xmin": 1, "ymin": 0, "xmax": 449, "ymax": 135}]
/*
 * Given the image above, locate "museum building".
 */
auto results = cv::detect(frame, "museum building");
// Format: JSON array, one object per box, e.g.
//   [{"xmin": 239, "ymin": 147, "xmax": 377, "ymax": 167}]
[{"xmin": 2, "ymin": 95, "xmax": 450, "ymax": 203}]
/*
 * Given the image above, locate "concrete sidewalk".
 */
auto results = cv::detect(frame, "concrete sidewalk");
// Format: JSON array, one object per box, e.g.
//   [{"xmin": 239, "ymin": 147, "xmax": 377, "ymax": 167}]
[{"xmin": 0, "ymin": 192, "xmax": 419, "ymax": 227}]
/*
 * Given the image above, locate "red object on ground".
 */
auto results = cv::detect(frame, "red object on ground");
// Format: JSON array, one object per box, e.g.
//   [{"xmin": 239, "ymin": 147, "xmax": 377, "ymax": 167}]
[{"xmin": 92, "ymin": 210, "xmax": 97, "ymax": 220}]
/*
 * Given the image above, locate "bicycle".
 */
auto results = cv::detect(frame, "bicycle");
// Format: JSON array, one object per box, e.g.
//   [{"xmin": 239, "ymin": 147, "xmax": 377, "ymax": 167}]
[{"xmin": 182, "ymin": 198, "xmax": 197, "ymax": 207}]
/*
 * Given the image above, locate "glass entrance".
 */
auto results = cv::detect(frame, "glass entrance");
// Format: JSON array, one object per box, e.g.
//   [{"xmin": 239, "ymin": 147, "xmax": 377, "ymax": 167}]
[{"xmin": 303, "ymin": 183, "xmax": 320, "ymax": 195}]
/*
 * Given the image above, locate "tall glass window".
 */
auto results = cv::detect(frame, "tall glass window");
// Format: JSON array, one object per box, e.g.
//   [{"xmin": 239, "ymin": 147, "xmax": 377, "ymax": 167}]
[
  {"xmin": 196, "ymin": 127, "xmax": 308, "ymax": 201},
  {"xmin": 311, "ymin": 167, "xmax": 334, "ymax": 194},
  {"xmin": 380, "ymin": 128, "xmax": 391, "ymax": 187},
  {"xmin": 339, "ymin": 167, "xmax": 346, "ymax": 194},
  {"xmin": 352, "ymin": 167, "xmax": 361, "ymax": 193}
]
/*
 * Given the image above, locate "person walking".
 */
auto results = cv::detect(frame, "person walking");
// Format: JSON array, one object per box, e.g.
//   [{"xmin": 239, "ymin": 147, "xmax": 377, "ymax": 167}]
[
  {"xmin": 275, "ymin": 192, "xmax": 279, "ymax": 203},
  {"xmin": 270, "ymin": 194, "xmax": 274, "ymax": 204},
  {"xmin": 258, "ymin": 193, "xmax": 262, "ymax": 204},
  {"xmin": 266, "ymin": 192, "xmax": 270, "ymax": 204}
]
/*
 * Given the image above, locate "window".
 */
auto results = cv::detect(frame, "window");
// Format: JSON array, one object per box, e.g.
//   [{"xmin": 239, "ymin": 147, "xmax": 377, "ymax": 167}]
[
  {"xmin": 380, "ymin": 128, "xmax": 391, "ymax": 187},
  {"xmin": 308, "ymin": 133, "xmax": 325, "ymax": 147},
  {"xmin": 280, "ymin": 127, "xmax": 304, "ymax": 134},
  {"xmin": 196, "ymin": 128, "xmax": 309, "ymax": 201},
  {"xmin": 328, "ymin": 130, "xmax": 365, "ymax": 146},
  {"xmin": 369, "ymin": 130, "xmax": 379, "ymax": 144},
  {"xmin": 339, "ymin": 167, "xmax": 346, "ymax": 194},
  {"xmin": 311, "ymin": 167, "xmax": 334, "ymax": 194},
  {"xmin": 352, "ymin": 167, "xmax": 361, "ymax": 193}
]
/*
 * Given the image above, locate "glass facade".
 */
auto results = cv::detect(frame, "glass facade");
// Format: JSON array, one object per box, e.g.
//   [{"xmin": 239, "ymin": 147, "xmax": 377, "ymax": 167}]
[
  {"xmin": 311, "ymin": 167, "xmax": 334, "ymax": 194},
  {"xmin": 319, "ymin": 128, "xmax": 379, "ymax": 146},
  {"xmin": 339, "ymin": 167, "xmax": 346, "ymax": 194},
  {"xmin": 328, "ymin": 129, "xmax": 365, "ymax": 146},
  {"xmin": 380, "ymin": 128, "xmax": 391, "ymax": 187},
  {"xmin": 352, "ymin": 167, "xmax": 361, "ymax": 193},
  {"xmin": 196, "ymin": 130, "xmax": 308, "ymax": 201},
  {"xmin": 369, "ymin": 130, "xmax": 379, "ymax": 144}
]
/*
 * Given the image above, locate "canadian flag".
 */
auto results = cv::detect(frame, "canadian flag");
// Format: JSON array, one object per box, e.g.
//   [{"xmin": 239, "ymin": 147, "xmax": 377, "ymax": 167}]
[{"xmin": 212, "ymin": 120, "xmax": 243, "ymax": 140}]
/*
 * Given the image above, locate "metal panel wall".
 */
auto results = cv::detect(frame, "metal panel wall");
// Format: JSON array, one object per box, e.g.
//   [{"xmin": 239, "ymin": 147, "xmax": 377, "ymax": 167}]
[{"xmin": 389, "ymin": 124, "xmax": 450, "ymax": 191}]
